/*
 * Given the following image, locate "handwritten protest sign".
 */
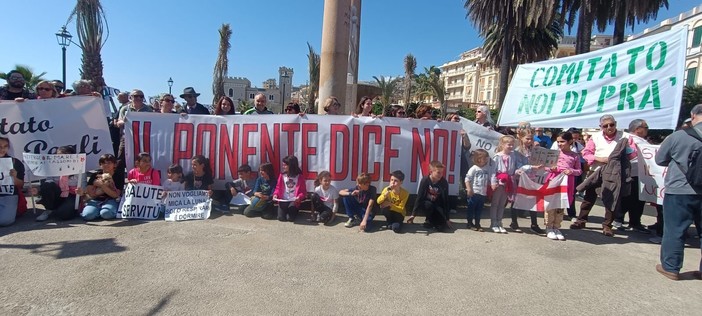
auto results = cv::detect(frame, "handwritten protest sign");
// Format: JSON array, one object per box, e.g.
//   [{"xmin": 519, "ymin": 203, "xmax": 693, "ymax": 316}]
[
  {"xmin": 529, "ymin": 147, "xmax": 560, "ymax": 168},
  {"xmin": 164, "ymin": 190, "xmax": 211, "ymax": 221},
  {"xmin": 637, "ymin": 143, "xmax": 665, "ymax": 204},
  {"xmin": 117, "ymin": 183, "xmax": 164, "ymax": 220},
  {"xmin": 0, "ymin": 158, "xmax": 15, "ymax": 195},
  {"xmin": 498, "ymin": 28, "xmax": 685, "ymax": 129},
  {"xmin": 458, "ymin": 118, "xmax": 502, "ymax": 155},
  {"xmin": 22, "ymin": 153, "xmax": 86, "ymax": 177}
]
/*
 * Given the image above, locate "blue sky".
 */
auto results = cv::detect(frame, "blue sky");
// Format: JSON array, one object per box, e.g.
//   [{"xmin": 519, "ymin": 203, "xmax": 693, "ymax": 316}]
[{"xmin": 1, "ymin": 1, "xmax": 694, "ymax": 104}]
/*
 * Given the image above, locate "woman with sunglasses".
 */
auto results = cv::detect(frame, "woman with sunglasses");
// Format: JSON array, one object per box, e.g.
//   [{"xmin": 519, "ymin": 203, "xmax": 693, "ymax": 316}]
[
  {"xmin": 34, "ymin": 81, "xmax": 58, "ymax": 99},
  {"xmin": 475, "ymin": 105, "xmax": 495, "ymax": 130},
  {"xmin": 159, "ymin": 94, "xmax": 178, "ymax": 114}
]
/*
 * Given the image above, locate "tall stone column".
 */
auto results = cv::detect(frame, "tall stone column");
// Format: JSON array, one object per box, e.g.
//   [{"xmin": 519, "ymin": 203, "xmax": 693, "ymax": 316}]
[
  {"xmin": 318, "ymin": 0, "xmax": 352, "ymax": 114},
  {"xmin": 345, "ymin": 0, "xmax": 361, "ymax": 114}
]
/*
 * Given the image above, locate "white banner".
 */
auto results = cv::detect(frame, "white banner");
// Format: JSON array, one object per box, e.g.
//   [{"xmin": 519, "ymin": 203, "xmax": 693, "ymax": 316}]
[
  {"xmin": 117, "ymin": 183, "xmax": 164, "ymax": 220},
  {"xmin": 499, "ymin": 28, "xmax": 687, "ymax": 129},
  {"xmin": 22, "ymin": 153, "xmax": 86, "ymax": 177},
  {"xmin": 0, "ymin": 97, "xmax": 114, "ymax": 171},
  {"xmin": 637, "ymin": 143, "xmax": 665, "ymax": 204},
  {"xmin": 0, "ymin": 158, "xmax": 15, "ymax": 195},
  {"xmin": 125, "ymin": 113, "xmax": 464, "ymax": 194},
  {"xmin": 164, "ymin": 190, "xmax": 211, "ymax": 221},
  {"xmin": 458, "ymin": 118, "xmax": 503, "ymax": 154}
]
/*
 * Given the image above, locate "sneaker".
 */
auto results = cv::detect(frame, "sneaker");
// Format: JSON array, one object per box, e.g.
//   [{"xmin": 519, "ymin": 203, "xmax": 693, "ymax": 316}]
[
  {"xmin": 498, "ymin": 226, "xmax": 507, "ymax": 234},
  {"xmin": 36, "ymin": 210, "xmax": 52, "ymax": 222},
  {"xmin": 555, "ymin": 229, "xmax": 565, "ymax": 241},
  {"xmin": 345, "ymin": 218, "xmax": 355, "ymax": 228},
  {"xmin": 509, "ymin": 222, "xmax": 523, "ymax": 233},
  {"xmin": 612, "ymin": 221, "xmax": 624, "ymax": 230},
  {"xmin": 530, "ymin": 225, "xmax": 545, "ymax": 235},
  {"xmin": 491, "ymin": 226, "xmax": 501, "ymax": 233},
  {"xmin": 649, "ymin": 236, "xmax": 662, "ymax": 244},
  {"xmin": 546, "ymin": 229, "xmax": 557, "ymax": 240},
  {"xmin": 629, "ymin": 224, "xmax": 651, "ymax": 234},
  {"xmin": 391, "ymin": 222, "xmax": 401, "ymax": 233}
]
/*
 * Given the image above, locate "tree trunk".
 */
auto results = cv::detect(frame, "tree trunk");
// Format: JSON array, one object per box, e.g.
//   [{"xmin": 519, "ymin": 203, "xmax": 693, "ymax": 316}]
[
  {"xmin": 575, "ymin": 4, "xmax": 593, "ymax": 54},
  {"xmin": 497, "ymin": 20, "xmax": 513, "ymax": 110},
  {"xmin": 612, "ymin": 1, "xmax": 627, "ymax": 45}
]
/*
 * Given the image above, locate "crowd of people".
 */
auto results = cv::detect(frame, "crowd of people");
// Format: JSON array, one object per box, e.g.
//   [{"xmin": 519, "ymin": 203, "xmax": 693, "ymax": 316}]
[{"xmin": 1, "ymin": 73, "xmax": 701, "ymax": 280}]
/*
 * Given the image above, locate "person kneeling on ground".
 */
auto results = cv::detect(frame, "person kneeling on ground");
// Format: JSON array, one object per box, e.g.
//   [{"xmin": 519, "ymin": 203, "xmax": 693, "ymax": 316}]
[
  {"xmin": 408, "ymin": 160, "xmax": 452, "ymax": 232},
  {"xmin": 78, "ymin": 154, "xmax": 124, "ymax": 221},
  {"xmin": 375, "ymin": 170, "xmax": 409, "ymax": 233}
]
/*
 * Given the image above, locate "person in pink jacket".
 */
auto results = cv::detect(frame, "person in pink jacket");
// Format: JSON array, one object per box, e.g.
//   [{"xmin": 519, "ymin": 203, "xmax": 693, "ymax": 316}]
[{"xmin": 273, "ymin": 155, "xmax": 308, "ymax": 222}]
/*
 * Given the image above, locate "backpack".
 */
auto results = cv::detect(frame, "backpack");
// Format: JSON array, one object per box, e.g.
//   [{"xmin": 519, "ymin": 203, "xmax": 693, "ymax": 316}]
[{"xmin": 676, "ymin": 127, "xmax": 702, "ymax": 188}]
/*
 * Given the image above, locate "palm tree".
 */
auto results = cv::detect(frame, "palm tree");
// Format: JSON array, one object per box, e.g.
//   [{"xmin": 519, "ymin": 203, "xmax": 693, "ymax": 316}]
[
  {"xmin": 403, "ymin": 54, "xmax": 416, "ymax": 106},
  {"xmin": 414, "ymin": 66, "xmax": 446, "ymax": 116},
  {"xmin": 464, "ymin": 0, "xmax": 559, "ymax": 108},
  {"xmin": 66, "ymin": 0, "xmax": 109, "ymax": 92},
  {"xmin": 212, "ymin": 23, "xmax": 232, "ymax": 105},
  {"xmin": 372, "ymin": 75, "xmax": 400, "ymax": 109},
  {"xmin": 306, "ymin": 42, "xmax": 320, "ymax": 113},
  {"xmin": 595, "ymin": 0, "xmax": 668, "ymax": 45},
  {"xmin": 0, "ymin": 65, "xmax": 47, "ymax": 90}
]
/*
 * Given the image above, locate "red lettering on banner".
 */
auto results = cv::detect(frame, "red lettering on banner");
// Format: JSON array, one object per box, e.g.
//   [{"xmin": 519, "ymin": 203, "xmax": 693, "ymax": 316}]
[
  {"xmin": 382, "ymin": 126, "xmax": 401, "ymax": 181},
  {"xmin": 362, "ymin": 125, "xmax": 382, "ymax": 181},
  {"xmin": 410, "ymin": 128, "xmax": 432, "ymax": 182},
  {"xmin": 301, "ymin": 123, "xmax": 319, "ymax": 180},
  {"xmin": 448, "ymin": 130, "xmax": 458, "ymax": 184},
  {"xmin": 330, "ymin": 124, "xmax": 349, "ymax": 180},
  {"xmin": 195, "ymin": 124, "xmax": 217, "ymax": 171},
  {"xmin": 260, "ymin": 123, "xmax": 280, "ymax": 173},
  {"xmin": 218, "ymin": 125, "xmax": 239, "ymax": 180},
  {"xmin": 281, "ymin": 123, "xmax": 301, "ymax": 157},
  {"xmin": 662, "ymin": 166, "xmax": 668, "ymax": 178},
  {"xmin": 131, "ymin": 121, "xmax": 141, "ymax": 155},
  {"xmin": 351, "ymin": 124, "xmax": 360, "ymax": 180},
  {"xmin": 433, "ymin": 129, "xmax": 450, "ymax": 182},
  {"xmin": 172, "ymin": 123, "xmax": 194, "ymax": 165},
  {"xmin": 641, "ymin": 147, "xmax": 656, "ymax": 160},
  {"xmin": 643, "ymin": 183, "xmax": 656, "ymax": 195},
  {"xmin": 241, "ymin": 124, "xmax": 258, "ymax": 171}
]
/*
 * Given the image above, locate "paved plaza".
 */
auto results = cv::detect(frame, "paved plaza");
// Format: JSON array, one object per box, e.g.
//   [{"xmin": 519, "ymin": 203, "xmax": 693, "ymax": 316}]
[{"xmin": 1, "ymin": 199, "xmax": 700, "ymax": 315}]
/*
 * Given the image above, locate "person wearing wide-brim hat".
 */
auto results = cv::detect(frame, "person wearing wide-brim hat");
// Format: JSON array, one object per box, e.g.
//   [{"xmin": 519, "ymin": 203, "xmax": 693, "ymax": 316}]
[{"xmin": 179, "ymin": 87, "xmax": 210, "ymax": 115}]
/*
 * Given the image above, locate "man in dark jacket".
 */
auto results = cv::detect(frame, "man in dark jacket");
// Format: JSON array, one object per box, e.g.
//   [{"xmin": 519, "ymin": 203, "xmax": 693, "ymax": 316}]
[
  {"xmin": 180, "ymin": 87, "xmax": 210, "ymax": 115},
  {"xmin": 654, "ymin": 104, "xmax": 702, "ymax": 281}
]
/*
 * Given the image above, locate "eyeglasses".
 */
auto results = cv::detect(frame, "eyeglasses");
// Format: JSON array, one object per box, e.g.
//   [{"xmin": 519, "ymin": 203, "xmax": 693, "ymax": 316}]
[
  {"xmin": 601, "ymin": 123, "xmax": 616, "ymax": 128},
  {"xmin": 55, "ymin": 86, "xmax": 64, "ymax": 90},
  {"xmin": 476, "ymin": 110, "xmax": 482, "ymax": 113},
  {"xmin": 37, "ymin": 87, "xmax": 53, "ymax": 91},
  {"xmin": 397, "ymin": 111, "xmax": 406, "ymax": 115},
  {"xmin": 639, "ymin": 126, "xmax": 649, "ymax": 129},
  {"xmin": 451, "ymin": 116, "xmax": 460, "ymax": 121}
]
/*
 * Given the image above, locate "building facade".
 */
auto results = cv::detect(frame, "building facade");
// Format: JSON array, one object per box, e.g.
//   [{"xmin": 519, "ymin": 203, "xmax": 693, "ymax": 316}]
[{"xmin": 222, "ymin": 66, "xmax": 296, "ymax": 113}]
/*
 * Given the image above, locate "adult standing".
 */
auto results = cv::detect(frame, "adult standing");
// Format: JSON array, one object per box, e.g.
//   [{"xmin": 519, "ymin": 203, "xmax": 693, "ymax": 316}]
[
  {"xmin": 614, "ymin": 119, "xmax": 652, "ymax": 233},
  {"xmin": 214, "ymin": 96, "xmax": 237, "ymax": 115},
  {"xmin": 0, "ymin": 70, "xmax": 37, "ymax": 100},
  {"xmin": 570, "ymin": 115, "xmax": 629, "ymax": 236},
  {"xmin": 34, "ymin": 81, "xmax": 59, "ymax": 99},
  {"xmin": 654, "ymin": 104, "xmax": 702, "ymax": 280},
  {"xmin": 355, "ymin": 96, "xmax": 373, "ymax": 117},
  {"xmin": 244, "ymin": 93, "xmax": 274, "ymax": 114},
  {"xmin": 159, "ymin": 94, "xmax": 178, "ymax": 114},
  {"xmin": 474, "ymin": 105, "xmax": 494, "ymax": 130},
  {"xmin": 180, "ymin": 87, "xmax": 210, "ymax": 115},
  {"xmin": 115, "ymin": 89, "xmax": 153, "ymax": 166},
  {"xmin": 534, "ymin": 127, "xmax": 552, "ymax": 148},
  {"xmin": 322, "ymin": 96, "xmax": 342, "ymax": 115}
]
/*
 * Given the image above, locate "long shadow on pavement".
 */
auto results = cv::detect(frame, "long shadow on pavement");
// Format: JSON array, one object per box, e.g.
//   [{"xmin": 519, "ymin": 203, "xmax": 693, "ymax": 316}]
[{"xmin": 0, "ymin": 237, "xmax": 127, "ymax": 259}]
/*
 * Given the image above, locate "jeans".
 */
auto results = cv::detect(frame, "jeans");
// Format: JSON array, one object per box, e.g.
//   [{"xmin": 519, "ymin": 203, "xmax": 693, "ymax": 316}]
[
  {"xmin": 0, "ymin": 195, "xmax": 19, "ymax": 226},
  {"xmin": 466, "ymin": 194, "xmax": 486, "ymax": 227},
  {"xmin": 81, "ymin": 199, "xmax": 118, "ymax": 221},
  {"xmin": 243, "ymin": 197, "xmax": 274, "ymax": 218},
  {"xmin": 660, "ymin": 194, "xmax": 702, "ymax": 273},
  {"xmin": 343, "ymin": 196, "xmax": 368, "ymax": 219}
]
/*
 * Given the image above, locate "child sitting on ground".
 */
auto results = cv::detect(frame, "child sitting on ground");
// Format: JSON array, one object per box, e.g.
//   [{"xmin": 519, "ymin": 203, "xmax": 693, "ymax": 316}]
[
  {"xmin": 375, "ymin": 170, "xmax": 409, "ymax": 233},
  {"xmin": 310, "ymin": 171, "xmax": 339, "ymax": 224},
  {"xmin": 340, "ymin": 173, "xmax": 377, "ymax": 231}
]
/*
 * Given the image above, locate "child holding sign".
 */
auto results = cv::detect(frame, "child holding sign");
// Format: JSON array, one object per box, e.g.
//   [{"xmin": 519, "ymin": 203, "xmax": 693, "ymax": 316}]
[
  {"xmin": 128, "ymin": 152, "xmax": 161, "ymax": 186},
  {"xmin": 544, "ymin": 132, "xmax": 582, "ymax": 241},
  {"xmin": 273, "ymin": 155, "xmax": 307, "ymax": 222},
  {"xmin": 0, "ymin": 137, "xmax": 25, "ymax": 226},
  {"xmin": 512, "ymin": 129, "xmax": 545, "ymax": 235},
  {"xmin": 36, "ymin": 146, "xmax": 80, "ymax": 222}
]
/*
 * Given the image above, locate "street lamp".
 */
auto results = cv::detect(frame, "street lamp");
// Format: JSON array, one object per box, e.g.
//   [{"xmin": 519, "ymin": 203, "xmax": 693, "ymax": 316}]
[
  {"xmin": 55, "ymin": 26, "xmax": 72, "ymax": 90},
  {"xmin": 167, "ymin": 77, "xmax": 174, "ymax": 94},
  {"xmin": 280, "ymin": 71, "xmax": 289, "ymax": 112}
]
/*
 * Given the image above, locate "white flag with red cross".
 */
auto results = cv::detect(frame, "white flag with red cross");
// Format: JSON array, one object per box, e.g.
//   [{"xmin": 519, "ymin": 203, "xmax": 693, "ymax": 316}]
[{"xmin": 513, "ymin": 172, "xmax": 569, "ymax": 212}]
